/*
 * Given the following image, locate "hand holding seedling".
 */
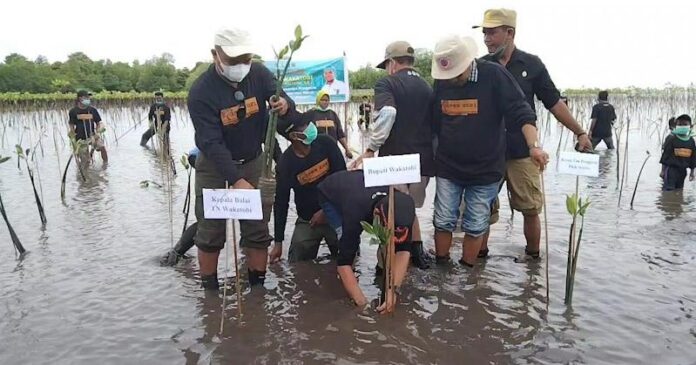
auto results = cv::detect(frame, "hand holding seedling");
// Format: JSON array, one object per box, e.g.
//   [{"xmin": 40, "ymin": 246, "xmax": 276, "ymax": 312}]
[{"xmin": 269, "ymin": 97, "xmax": 289, "ymax": 115}]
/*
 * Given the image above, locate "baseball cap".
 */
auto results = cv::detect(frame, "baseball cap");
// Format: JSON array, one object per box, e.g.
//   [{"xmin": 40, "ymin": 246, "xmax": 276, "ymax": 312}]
[
  {"xmin": 372, "ymin": 191, "xmax": 416, "ymax": 229},
  {"xmin": 76, "ymin": 90, "xmax": 90, "ymax": 98},
  {"xmin": 472, "ymin": 8, "xmax": 517, "ymax": 29},
  {"xmin": 376, "ymin": 41, "xmax": 415, "ymax": 69},
  {"xmin": 431, "ymin": 35, "xmax": 478, "ymax": 80},
  {"xmin": 214, "ymin": 28, "xmax": 255, "ymax": 58}
]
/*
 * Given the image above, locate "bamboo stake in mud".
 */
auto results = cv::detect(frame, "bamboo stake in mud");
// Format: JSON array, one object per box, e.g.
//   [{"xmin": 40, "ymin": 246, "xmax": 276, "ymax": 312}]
[
  {"xmin": 385, "ymin": 186, "xmax": 395, "ymax": 311},
  {"xmin": 540, "ymin": 167, "xmax": 550, "ymax": 306}
]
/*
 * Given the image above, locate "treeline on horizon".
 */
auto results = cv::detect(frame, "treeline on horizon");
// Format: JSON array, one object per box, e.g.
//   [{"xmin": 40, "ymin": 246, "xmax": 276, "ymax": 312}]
[{"xmin": 1, "ymin": 51, "xmax": 693, "ymax": 97}]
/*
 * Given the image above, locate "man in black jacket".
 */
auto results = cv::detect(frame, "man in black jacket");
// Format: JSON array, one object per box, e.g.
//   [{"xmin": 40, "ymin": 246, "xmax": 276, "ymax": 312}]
[
  {"xmin": 140, "ymin": 91, "xmax": 172, "ymax": 147},
  {"xmin": 430, "ymin": 35, "xmax": 548, "ymax": 267},
  {"xmin": 188, "ymin": 28, "xmax": 302, "ymax": 290}
]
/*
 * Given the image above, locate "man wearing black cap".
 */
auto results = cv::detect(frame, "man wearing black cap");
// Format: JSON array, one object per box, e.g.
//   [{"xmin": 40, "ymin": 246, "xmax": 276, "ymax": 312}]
[
  {"xmin": 352, "ymin": 40, "xmax": 434, "ymax": 270},
  {"xmin": 140, "ymin": 91, "xmax": 172, "ymax": 148},
  {"xmin": 188, "ymin": 28, "xmax": 301, "ymax": 290},
  {"xmin": 68, "ymin": 90, "xmax": 108, "ymax": 163},
  {"xmin": 318, "ymin": 170, "xmax": 416, "ymax": 313},
  {"xmin": 268, "ymin": 118, "xmax": 346, "ymax": 263}
]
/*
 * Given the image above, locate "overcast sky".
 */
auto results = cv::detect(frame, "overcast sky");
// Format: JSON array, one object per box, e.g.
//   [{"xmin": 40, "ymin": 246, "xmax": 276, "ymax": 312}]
[{"xmin": 0, "ymin": 0, "xmax": 690, "ymax": 89}]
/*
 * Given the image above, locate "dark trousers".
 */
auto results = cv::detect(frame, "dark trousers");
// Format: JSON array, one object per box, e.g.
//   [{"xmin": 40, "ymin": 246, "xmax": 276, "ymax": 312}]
[
  {"xmin": 663, "ymin": 166, "xmax": 687, "ymax": 191},
  {"xmin": 591, "ymin": 135, "xmax": 615, "ymax": 149},
  {"xmin": 141, "ymin": 122, "xmax": 171, "ymax": 145}
]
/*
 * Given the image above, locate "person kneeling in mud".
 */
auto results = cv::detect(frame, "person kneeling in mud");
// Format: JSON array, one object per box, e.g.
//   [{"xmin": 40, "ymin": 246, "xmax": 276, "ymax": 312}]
[
  {"xmin": 162, "ymin": 148, "xmax": 201, "ymax": 266},
  {"xmin": 268, "ymin": 117, "xmax": 347, "ymax": 263},
  {"xmin": 317, "ymin": 170, "xmax": 416, "ymax": 313}
]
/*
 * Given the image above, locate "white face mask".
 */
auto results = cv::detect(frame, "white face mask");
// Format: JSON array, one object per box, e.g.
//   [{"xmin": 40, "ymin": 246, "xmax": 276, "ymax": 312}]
[{"xmin": 220, "ymin": 62, "xmax": 251, "ymax": 82}]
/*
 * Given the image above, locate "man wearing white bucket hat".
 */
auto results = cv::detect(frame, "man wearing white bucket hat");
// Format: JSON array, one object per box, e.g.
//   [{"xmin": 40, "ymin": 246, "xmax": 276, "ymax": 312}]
[
  {"xmin": 430, "ymin": 35, "xmax": 549, "ymax": 268},
  {"xmin": 188, "ymin": 28, "xmax": 302, "ymax": 290},
  {"xmin": 474, "ymin": 9, "xmax": 591, "ymax": 260}
]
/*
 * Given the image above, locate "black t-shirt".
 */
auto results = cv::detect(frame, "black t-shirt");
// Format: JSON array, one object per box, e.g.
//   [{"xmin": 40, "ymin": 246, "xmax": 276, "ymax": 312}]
[
  {"xmin": 188, "ymin": 63, "xmax": 300, "ymax": 184},
  {"xmin": 483, "ymin": 48, "xmax": 560, "ymax": 159},
  {"xmin": 303, "ymin": 108, "xmax": 345, "ymax": 141},
  {"xmin": 68, "ymin": 106, "xmax": 102, "ymax": 140},
  {"xmin": 359, "ymin": 102, "xmax": 372, "ymax": 123},
  {"xmin": 148, "ymin": 103, "xmax": 172, "ymax": 125},
  {"xmin": 318, "ymin": 170, "xmax": 388, "ymax": 266},
  {"xmin": 660, "ymin": 135, "xmax": 696, "ymax": 169},
  {"xmin": 273, "ymin": 135, "xmax": 347, "ymax": 242},
  {"xmin": 590, "ymin": 101, "xmax": 616, "ymax": 138},
  {"xmin": 374, "ymin": 68, "xmax": 435, "ymax": 176},
  {"xmin": 432, "ymin": 60, "xmax": 537, "ymax": 186}
]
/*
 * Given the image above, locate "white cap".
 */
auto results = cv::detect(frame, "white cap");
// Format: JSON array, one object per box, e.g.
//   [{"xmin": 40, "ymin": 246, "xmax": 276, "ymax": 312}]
[
  {"xmin": 431, "ymin": 35, "xmax": 478, "ymax": 80},
  {"xmin": 214, "ymin": 28, "xmax": 255, "ymax": 58}
]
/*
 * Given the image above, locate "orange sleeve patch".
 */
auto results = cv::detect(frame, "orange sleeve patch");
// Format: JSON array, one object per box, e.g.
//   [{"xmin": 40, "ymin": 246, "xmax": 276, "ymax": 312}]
[
  {"xmin": 441, "ymin": 99, "xmax": 478, "ymax": 116},
  {"xmin": 674, "ymin": 148, "xmax": 693, "ymax": 158},
  {"xmin": 296, "ymin": 159, "xmax": 330, "ymax": 185}
]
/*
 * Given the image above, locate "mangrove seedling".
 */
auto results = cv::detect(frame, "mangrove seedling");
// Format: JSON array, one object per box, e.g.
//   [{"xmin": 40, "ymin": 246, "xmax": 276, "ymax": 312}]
[
  {"xmin": 61, "ymin": 131, "xmax": 88, "ymax": 200},
  {"xmin": 565, "ymin": 189, "xmax": 591, "ymax": 305},
  {"xmin": 630, "ymin": 151, "xmax": 651, "ymax": 209},
  {"xmin": 0, "ymin": 155, "xmax": 26, "ymax": 256},
  {"xmin": 15, "ymin": 144, "xmax": 47, "ymax": 225}
]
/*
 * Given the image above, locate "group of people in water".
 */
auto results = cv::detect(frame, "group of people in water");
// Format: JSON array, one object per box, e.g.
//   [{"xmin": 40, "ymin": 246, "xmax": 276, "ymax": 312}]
[{"xmin": 65, "ymin": 7, "xmax": 696, "ymax": 313}]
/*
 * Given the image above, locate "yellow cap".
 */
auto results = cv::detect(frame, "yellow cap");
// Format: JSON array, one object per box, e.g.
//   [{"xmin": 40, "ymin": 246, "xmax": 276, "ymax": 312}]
[{"xmin": 472, "ymin": 8, "xmax": 517, "ymax": 29}]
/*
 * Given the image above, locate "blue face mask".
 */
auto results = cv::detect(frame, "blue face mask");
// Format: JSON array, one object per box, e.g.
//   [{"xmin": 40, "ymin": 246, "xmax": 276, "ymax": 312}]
[
  {"xmin": 674, "ymin": 126, "xmax": 692, "ymax": 140},
  {"xmin": 156, "ymin": 99, "xmax": 164, "ymax": 105},
  {"xmin": 81, "ymin": 98, "xmax": 91, "ymax": 106},
  {"xmin": 301, "ymin": 122, "xmax": 318, "ymax": 145}
]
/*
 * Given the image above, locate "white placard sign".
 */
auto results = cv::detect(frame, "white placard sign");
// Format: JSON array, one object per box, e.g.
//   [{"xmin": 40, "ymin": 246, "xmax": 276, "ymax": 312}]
[
  {"xmin": 203, "ymin": 189, "xmax": 263, "ymax": 220},
  {"xmin": 363, "ymin": 154, "xmax": 421, "ymax": 187},
  {"xmin": 558, "ymin": 151, "xmax": 600, "ymax": 177}
]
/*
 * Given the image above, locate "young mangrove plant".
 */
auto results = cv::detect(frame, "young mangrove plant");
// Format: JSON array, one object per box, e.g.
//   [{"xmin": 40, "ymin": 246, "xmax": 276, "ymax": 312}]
[
  {"xmin": 0, "ymin": 155, "xmax": 26, "ymax": 256},
  {"xmin": 15, "ymin": 144, "xmax": 47, "ymax": 225},
  {"xmin": 564, "ymin": 183, "xmax": 591, "ymax": 305},
  {"xmin": 61, "ymin": 131, "xmax": 88, "ymax": 201},
  {"xmin": 259, "ymin": 25, "xmax": 309, "ymax": 219}
]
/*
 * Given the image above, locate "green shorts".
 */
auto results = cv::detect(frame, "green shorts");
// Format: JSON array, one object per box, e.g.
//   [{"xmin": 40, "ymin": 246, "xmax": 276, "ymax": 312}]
[
  {"xmin": 193, "ymin": 153, "xmax": 273, "ymax": 252},
  {"xmin": 288, "ymin": 218, "xmax": 338, "ymax": 262}
]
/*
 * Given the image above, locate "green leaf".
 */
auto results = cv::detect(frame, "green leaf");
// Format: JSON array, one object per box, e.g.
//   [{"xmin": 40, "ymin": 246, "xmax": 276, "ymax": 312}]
[
  {"xmin": 15, "ymin": 144, "xmax": 23, "ymax": 156},
  {"xmin": 360, "ymin": 221, "xmax": 374, "ymax": 235},
  {"xmin": 566, "ymin": 195, "xmax": 577, "ymax": 216},
  {"xmin": 294, "ymin": 25, "xmax": 302, "ymax": 41},
  {"xmin": 0, "ymin": 156, "xmax": 10, "ymax": 164},
  {"xmin": 579, "ymin": 199, "xmax": 591, "ymax": 217}
]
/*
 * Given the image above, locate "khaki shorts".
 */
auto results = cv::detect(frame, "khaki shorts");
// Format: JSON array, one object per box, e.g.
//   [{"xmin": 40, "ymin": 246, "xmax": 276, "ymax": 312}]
[
  {"xmin": 505, "ymin": 157, "xmax": 543, "ymax": 216},
  {"xmin": 288, "ymin": 218, "xmax": 338, "ymax": 262},
  {"xmin": 394, "ymin": 176, "xmax": 430, "ymax": 208},
  {"xmin": 193, "ymin": 153, "xmax": 273, "ymax": 252}
]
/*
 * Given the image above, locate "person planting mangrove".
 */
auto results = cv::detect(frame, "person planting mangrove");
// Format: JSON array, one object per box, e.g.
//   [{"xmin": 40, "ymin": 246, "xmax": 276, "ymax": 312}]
[
  {"xmin": 268, "ymin": 117, "xmax": 346, "ymax": 263},
  {"xmin": 588, "ymin": 90, "xmax": 617, "ymax": 150},
  {"xmin": 140, "ymin": 91, "xmax": 172, "ymax": 147},
  {"xmin": 302, "ymin": 90, "xmax": 353, "ymax": 159},
  {"xmin": 188, "ymin": 28, "xmax": 302, "ymax": 290},
  {"xmin": 317, "ymin": 170, "xmax": 416, "ymax": 313},
  {"xmin": 474, "ymin": 8, "xmax": 587, "ymax": 259},
  {"xmin": 660, "ymin": 114, "xmax": 696, "ymax": 191},
  {"xmin": 353, "ymin": 40, "xmax": 435, "ymax": 271},
  {"xmin": 161, "ymin": 148, "xmax": 200, "ymax": 266},
  {"xmin": 430, "ymin": 34, "xmax": 549, "ymax": 268},
  {"xmin": 68, "ymin": 90, "xmax": 108, "ymax": 163}
]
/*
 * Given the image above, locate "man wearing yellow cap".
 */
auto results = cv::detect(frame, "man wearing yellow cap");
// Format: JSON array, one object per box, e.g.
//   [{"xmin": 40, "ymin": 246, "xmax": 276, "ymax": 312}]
[
  {"xmin": 473, "ymin": 9, "xmax": 591, "ymax": 260},
  {"xmin": 430, "ymin": 35, "xmax": 549, "ymax": 267}
]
